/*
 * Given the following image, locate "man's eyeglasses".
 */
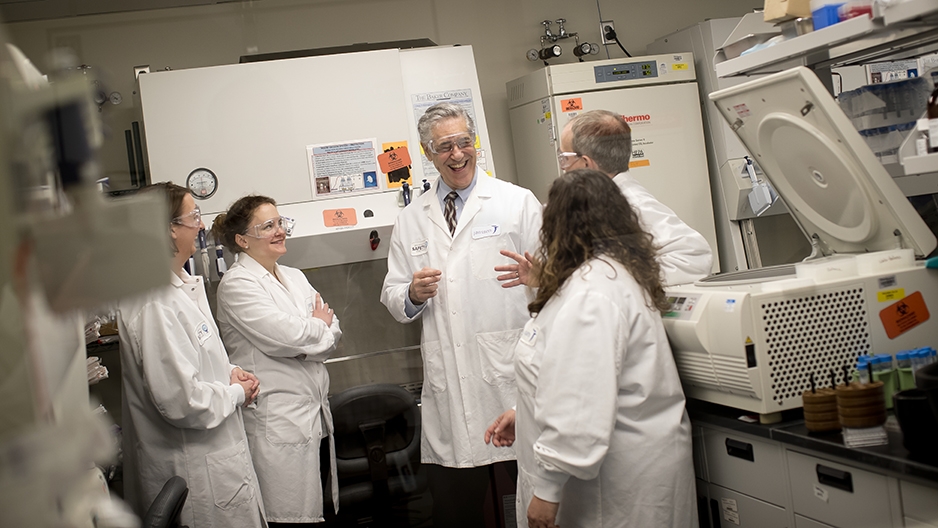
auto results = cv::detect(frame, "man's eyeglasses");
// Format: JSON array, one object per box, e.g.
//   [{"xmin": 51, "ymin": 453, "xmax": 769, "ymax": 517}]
[
  {"xmin": 557, "ymin": 151, "xmax": 582, "ymax": 170},
  {"xmin": 428, "ymin": 133, "xmax": 474, "ymax": 155},
  {"xmin": 171, "ymin": 207, "xmax": 202, "ymax": 228},
  {"xmin": 244, "ymin": 216, "xmax": 296, "ymax": 239}
]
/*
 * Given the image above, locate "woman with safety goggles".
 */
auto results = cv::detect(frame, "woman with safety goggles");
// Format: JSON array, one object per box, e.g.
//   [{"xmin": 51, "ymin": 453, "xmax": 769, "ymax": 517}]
[
  {"xmin": 213, "ymin": 195, "xmax": 342, "ymax": 526},
  {"xmin": 116, "ymin": 182, "xmax": 266, "ymax": 527}
]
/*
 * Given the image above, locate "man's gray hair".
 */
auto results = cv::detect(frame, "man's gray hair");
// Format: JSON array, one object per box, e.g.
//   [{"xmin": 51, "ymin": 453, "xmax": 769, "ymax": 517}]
[
  {"xmin": 417, "ymin": 102, "xmax": 476, "ymax": 146},
  {"xmin": 569, "ymin": 109, "xmax": 632, "ymax": 174}
]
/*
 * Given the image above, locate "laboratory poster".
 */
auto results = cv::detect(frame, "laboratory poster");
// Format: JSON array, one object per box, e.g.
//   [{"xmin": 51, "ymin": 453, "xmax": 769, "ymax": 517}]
[
  {"xmin": 412, "ymin": 89, "xmax": 488, "ymax": 178},
  {"xmin": 307, "ymin": 139, "xmax": 382, "ymax": 200}
]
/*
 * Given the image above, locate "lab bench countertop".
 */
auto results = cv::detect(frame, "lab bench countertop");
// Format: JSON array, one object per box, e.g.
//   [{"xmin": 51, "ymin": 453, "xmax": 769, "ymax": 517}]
[{"xmin": 687, "ymin": 399, "xmax": 938, "ymax": 485}]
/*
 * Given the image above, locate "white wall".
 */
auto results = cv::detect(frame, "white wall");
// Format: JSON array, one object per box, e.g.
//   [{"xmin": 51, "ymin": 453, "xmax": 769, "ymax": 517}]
[{"xmin": 3, "ymin": 0, "xmax": 760, "ymax": 188}]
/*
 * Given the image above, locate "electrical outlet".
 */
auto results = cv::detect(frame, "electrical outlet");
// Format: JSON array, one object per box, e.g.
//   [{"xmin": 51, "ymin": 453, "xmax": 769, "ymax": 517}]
[{"xmin": 600, "ymin": 20, "xmax": 616, "ymax": 45}]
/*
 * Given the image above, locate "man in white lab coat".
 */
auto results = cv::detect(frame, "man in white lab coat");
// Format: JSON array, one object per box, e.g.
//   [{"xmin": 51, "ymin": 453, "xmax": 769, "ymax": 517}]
[
  {"xmin": 559, "ymin": 109, "xmax": 713, "ymax": 286},
  {"xmin": 380, "ymin": 103, "xmax": 542, "ymax": 526}
]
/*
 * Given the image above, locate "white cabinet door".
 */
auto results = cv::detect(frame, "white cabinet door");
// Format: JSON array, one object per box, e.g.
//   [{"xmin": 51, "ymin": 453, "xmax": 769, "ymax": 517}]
[
  {"xmin": 704, "ymin": 427, "xmax": 788, "ymax": 506},
  {"xmin": 708, "ymin": 482, "xmax": 791, "ymax": 528},
  {"xmin": 901, "ymin": 480, "xmax": 938, "ymax": 527},
  {"xmin": 787, "ymin": 450, "xmax": 895, "ymax": 528}
]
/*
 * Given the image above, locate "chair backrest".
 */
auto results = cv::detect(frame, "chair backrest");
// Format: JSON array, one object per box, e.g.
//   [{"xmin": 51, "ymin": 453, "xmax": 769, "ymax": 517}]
[
  {"xmin": 329, "ymin": 383, "xmax": 423, "ymax": 504},
  {"xmin": 141, "ymin": 475, "xmax": 189, "ymax": 528}
]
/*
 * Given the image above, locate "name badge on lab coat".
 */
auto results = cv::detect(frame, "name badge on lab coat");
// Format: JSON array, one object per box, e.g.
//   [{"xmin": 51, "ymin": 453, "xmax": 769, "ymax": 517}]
[
  {"xmin": 195, "ymin": 321, "xmax": 212, "ymax": 345},
  {"xmin": 519, "ymin": 325, "xmax": 538, "ymax": 346},
  {"xmin": 411, "ymin": 239, "xmax": 429, "ymax": 256},
  {"xmin": 472, "ymin": 224, "xmax": 500, "ymax": 239}
]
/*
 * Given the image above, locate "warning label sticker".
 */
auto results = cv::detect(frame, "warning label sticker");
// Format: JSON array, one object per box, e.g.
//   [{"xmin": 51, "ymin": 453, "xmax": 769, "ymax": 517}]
[
  {"xmin": 560, "ymin": 98, "xmax": 583, "ymax": 112},
  {"xmin": 879, "ymin": 291, "xmax": 930, "ymax": 339}
]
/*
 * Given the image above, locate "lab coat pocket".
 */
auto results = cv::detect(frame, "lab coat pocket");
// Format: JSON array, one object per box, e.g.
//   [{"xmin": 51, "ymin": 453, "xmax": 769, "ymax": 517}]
[
  {"xmin": 205, "ymin": 439, "xmax": 255, "ymax": 510},
  {"xmin": 421, "ymin": 340, "xmax": 446, "ymax": 393},
  {"xmin": 265, "ymin": 393, "xmax": 314, "ymax": 445},
  {"xmin": 477, "ymin": 329, "xmax": 521, "ymax": 387},
  {"xmin": 469, "ymin": 233, "xmax": 509, "ymax": 280}
]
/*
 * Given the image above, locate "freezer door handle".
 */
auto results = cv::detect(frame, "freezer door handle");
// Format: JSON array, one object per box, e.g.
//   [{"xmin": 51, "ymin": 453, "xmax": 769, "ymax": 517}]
[
  {"xmin": 816, "ymin": 464, "xmax": 853, "ymax": 493},
  {"xmin": 725, "ymin": 438, "xmax": 754, "ymax": 462}
]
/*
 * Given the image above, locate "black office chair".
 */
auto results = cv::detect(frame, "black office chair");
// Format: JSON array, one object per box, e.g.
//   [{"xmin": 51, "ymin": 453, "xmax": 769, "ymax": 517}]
[
  {"xmin": 327, "ymin": 383, "xmax": 426, "ymax": 525},
  {"xmin": 141, "ymin": 476, "xmax": 189, "ymax": 528}
]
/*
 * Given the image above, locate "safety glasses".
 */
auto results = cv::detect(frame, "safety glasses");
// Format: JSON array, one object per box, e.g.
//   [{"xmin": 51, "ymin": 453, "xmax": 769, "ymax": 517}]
[
  {"xmin": 557, "ymin": 151, "xmax": 582, "ymax": 170},
  {"xmin": 171, "ymin": 207, "xmax": 202, "ymax": 228},
  {"xmin": 428, "ymin": 132, "xmax": 474, "ymax": 155},
  {"xmin": 244, "ymin": 216, "xmax": 295, "ymax": 238}
]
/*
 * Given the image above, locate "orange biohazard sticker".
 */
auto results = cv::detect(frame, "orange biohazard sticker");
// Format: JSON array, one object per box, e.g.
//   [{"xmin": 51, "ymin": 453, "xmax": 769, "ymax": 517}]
[
  {"xmin": 879, "ymin": 291, "xmax": 930, "ymax": 339},
  {"xmin": 323, "ymin": 208, "xmax": 358, "ymax": 228},
  {"xmin": 561, "ymin": 98, "xmax": 583, "ymax": 112},
  {"xmin": 377, "ymin": 145, "xmax": 412, "ymax": 174}
]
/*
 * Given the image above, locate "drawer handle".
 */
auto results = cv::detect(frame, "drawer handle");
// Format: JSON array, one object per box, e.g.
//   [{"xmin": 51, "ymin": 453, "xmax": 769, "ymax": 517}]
[
  {"xmin": 816, "ymin": 464, "xmax": 853, "ymax": 493},
  {"xmin": 709, "ymin": 498, "xmax": 721, "ymax": 528},
  {"xmin": 725, "ymin": 438, "xmax": 754, "ymax": 462}
]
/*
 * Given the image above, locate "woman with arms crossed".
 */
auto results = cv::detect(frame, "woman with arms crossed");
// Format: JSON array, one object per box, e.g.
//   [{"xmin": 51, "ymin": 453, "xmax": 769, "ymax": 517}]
[
  {"xmin": 214, "ymin": 195, "xmax": 341, "ymax": 525},
  {"xmin": 486, "ymin": 169, "xmax": 696, "ymax": 527}
]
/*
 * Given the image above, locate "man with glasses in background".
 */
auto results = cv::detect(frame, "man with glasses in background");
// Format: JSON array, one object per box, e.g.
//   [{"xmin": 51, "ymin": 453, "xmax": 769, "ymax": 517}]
[
  {"xmin": 381, "ymin": 102, "xmax": 542, "ymax": 527},
  {"xmin": 559, "ymin": 109, "xmax": 712, "ymax": 286}
]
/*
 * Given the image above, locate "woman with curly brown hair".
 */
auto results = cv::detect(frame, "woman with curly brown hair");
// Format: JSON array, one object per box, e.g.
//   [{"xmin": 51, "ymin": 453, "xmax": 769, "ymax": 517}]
[{"xmin": 485, "ymin": 169, "xmax": 696, "ymax": 528}]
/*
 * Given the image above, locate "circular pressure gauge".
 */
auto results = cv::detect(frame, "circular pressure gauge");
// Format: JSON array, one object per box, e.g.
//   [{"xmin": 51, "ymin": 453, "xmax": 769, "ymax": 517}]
[
  {"xmin": 589, "ymin": 43, "xmax": 600, "ymax": 55},
  {"xmin": 526, "ymin": 49, "xmax": 540, "ymax": 62},
  {"xmin": 187, "ymin": 168, "xmax": 218, "ymax": 199}
]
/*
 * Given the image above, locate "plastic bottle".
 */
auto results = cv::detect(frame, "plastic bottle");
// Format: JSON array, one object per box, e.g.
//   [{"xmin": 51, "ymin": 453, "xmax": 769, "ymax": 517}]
[
  {"xmin": 896, "ymin": 351, "xmax": 915, "ymax": 390},
  {"xmin": 911, "ymin": 349, "xmax": 927, "ymax": 373},
  {"xmin": 872, "ymin": 354, "xmax": 898, "ymax": 409},
  {"xmin": 856, "ymin": 356, "xmax": 871, "ymax": 384}
]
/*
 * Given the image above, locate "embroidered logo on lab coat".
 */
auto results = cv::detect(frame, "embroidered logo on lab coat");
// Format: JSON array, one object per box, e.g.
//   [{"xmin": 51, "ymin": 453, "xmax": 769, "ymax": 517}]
[
  {"xmin": 411, "ymin": 239, "xmax": 429, "ymax": 256},
  {"xmin": 195, "ymin": 321, "xmax": 211, "ymax": 345},
  {"xmin": 306, "ymin": 296, "xmax": 314, "ymax": 314},
  {"xmin": 519, "ymin": 325, "xmax": 538, "ymax": 346},
  {"xmin": 472, "ymin": 224, "xmax": 500, "ymax": 239}
]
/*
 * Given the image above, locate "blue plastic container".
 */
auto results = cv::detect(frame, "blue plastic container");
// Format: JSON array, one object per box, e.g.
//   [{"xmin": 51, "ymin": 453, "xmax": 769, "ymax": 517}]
[{"xmin": 813, "ymin": 4, "xmax": 845, "ymax": 30}]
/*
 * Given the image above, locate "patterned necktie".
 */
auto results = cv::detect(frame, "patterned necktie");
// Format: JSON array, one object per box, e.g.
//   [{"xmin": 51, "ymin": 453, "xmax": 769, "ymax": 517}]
[{"xmin": 444, "ymin": 191, "xmax": 458, "ymax": 236}]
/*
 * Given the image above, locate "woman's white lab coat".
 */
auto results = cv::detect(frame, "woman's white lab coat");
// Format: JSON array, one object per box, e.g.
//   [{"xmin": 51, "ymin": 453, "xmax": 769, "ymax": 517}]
[
  {"xmin": 514, "ymin": 258, "xmax": 697, "ymax": 527},
  {"xmin": 117, "ymin": 271, "xmax": 266, "ymax": 528},
  {"xmin": 216, "ymin": 254, "xmax": 341, "ymax": 523},
  {"xmin": 381, "ymin": 172, "xmax": 542, "ymax": 468}
]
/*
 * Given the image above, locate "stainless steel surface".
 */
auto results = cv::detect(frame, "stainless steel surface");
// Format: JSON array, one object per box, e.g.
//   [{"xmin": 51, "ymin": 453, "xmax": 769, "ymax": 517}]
[
  {"xmin": 718, "ymin": 11, "xmax": 781, "ymax": 60},
  {"xmin": 301, "ymin": 258, "xmax": 424, "ymax": 395},
  {"xmin": 778, "ymin": 17, "xmax": 813, "ymax": 39}
]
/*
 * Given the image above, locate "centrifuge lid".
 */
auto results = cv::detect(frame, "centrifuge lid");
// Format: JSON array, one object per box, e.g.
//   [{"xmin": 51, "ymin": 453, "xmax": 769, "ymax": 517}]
[{"xmin": 709, "ymin": 67, "xmax": 936, "ymax": 258}]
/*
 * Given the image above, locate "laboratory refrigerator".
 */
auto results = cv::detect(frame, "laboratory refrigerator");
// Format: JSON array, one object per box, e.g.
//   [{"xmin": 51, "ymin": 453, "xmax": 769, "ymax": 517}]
[{"xmin": 506, "ymin": 53, "xmax": 720, "ymax": 274}]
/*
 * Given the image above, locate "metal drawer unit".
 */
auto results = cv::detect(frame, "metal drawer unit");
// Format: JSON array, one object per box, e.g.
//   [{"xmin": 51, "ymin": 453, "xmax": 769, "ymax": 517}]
[
  {"xmin": 703, "ymin": 427, "xmax": 789, "ymax": 506},
  {"xmin": 901, "ymin": 480, "xmax": 938, "ymax": 528},
  {"xmin": 794, "ymin": 514, "xmax": 835, "ymax": 528},
  {"xmin": 707, "ymin": 482, "xmax": 790, "ymax": 528},
  {"xmin": 786, "ymin": 450, "xmax": 900, "ymax": 528}
]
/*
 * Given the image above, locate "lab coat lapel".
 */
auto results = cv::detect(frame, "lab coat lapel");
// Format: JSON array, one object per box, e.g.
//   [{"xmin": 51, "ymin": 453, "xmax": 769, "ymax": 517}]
[
  {"xmin": 425, "ymin": 180, "xmax": 451, "ymax": 237},
  {"xmin": 237, "ymin": 253, "xmax": 305, "ymax": 316},
  {"xmin": 425, "ymin": 169, "xmax": 489, "ymax": 238},
  {"xmin": 455, "ymin": 171, "xmax": 489, "ymax": 238},
  {"xmin": 175, "ymin": 271, "xmax": 213, "ymax": 321}
]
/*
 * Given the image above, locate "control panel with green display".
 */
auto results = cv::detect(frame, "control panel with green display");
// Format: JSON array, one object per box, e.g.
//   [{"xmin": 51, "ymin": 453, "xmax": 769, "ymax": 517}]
[{"xmin": 594, "ymin": 60, "xmax": 658, "ymax": 83}]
